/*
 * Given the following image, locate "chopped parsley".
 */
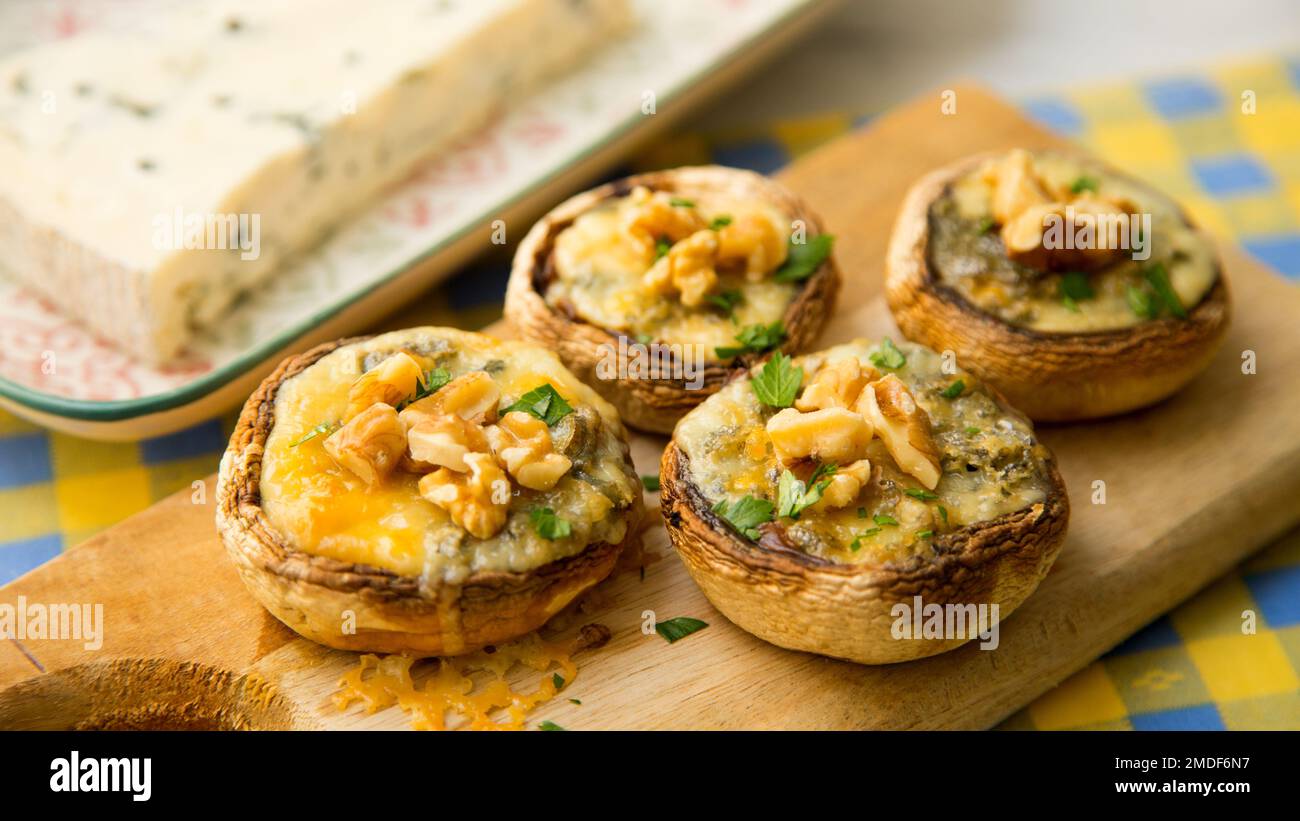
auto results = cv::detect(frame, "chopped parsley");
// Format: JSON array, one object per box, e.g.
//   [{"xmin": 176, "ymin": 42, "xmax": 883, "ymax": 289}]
[
  {"xmin": 1126, "ymin": 284, "xmax": 1157, "ymax": 319},
  {"xmin": 569, "ymin": 699, "xmax": 582, "ymax": 705},
  {"xmin": 290, "ymin": 420, "xmax": 339, "ymax": 447},
  {"xmin": 850, "ymin": 528, "xmax": 881, "ymax": 551},
  {"xmin": 1060, "ymin": 271, "xmax": 1094, "ymax": 312},
  {"xmin": 965, "ymin": 426, "xmax": 981, "ymax": 435},
  {"xmin": 1070, "ymin": 175, "xmax": 1099, "ymax": 194},
  {"xmin": 773, "ymin": 233, "xmax": 835, "ymax": 283},
  {"xmin": 776, "ymin": 465, "xmax": 835, "ymax": 520},
  {"xmin": 749, "ymin": 352, "xmax": 803, "ymax": 408},
  {"xmin": 538, "ymin": 721, "xmax": 566, "ymax": 731},
  {"xmin": 709, "ymin": 215, "xmax": 733, "ymax": 230},
  {"xmin": 715, "ymin": 320, "xmax": 786, "ymax": 359},
  {"xmin": 904, "ymin": 488, "xmax": 939, "ymax": 500},
  {"xmin": 552, "ymin": 673, "xmax": 565, "ymax": 690},
  {"xmin": 976, "ymin": 216, "xmax": 997, "ymax": 234},
  {"xmin": 641, "ymin": 474, "xmax": 660, "ymax": 492},
  {"xmin": 1144, "ymin": 262, "xmax": 1187, "ymax": 319},
  {"xmin": 655, "ymin": 616, "xmax": 709, "ymax": 643},
  {"xmin": 873, "ymin": 513, "xmax": 899, "ymax": 527},
  {"xmin": 707, "ymin": 288, "xmax": 743, "ymax": 319},
  {"xmin": 397, "ymin": 366, "xmax": 452, "ymax": 409},
  {"xmin": 857, "ymin": 507, "xmax": 868, "ymax": 519},
  {"xmin": 869, "ymin": 338, "xmax": 907, "ymax": 370},
  {"xmin": 503, "ymin": 383, "xmax": 572, "ymax": 426},
  {"xmin": 530, "ymin": 507, "xmax": 572, "ymax": 540},
  {"xmin": 916, "ymin": 530, "xmax": 934, "ymax": 539},
  {"xmin": 668, "ymin": 196, "xmax": 695, "ymax": 208},
  {"xmin": 712, "ymin": 496, "xmax": 774, "ymax": 540},
  {"xmin": 938, "ymin": 505, "xmax": 949, "ymax": 527},
  {"xmin": 654, "ymin": 237, "xmax": 672, "ymax": 259},
  {"xmin": 940, "ymin": 379, "xmax": 965, "ymax": 399}
]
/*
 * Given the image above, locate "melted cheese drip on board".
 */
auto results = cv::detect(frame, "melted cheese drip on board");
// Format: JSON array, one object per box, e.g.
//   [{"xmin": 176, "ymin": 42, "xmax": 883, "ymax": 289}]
[
  {"xmin": 259, "ymin": 327, "xmax": 636, "ymax": 583},
  {"xmin": 333, "ymin": 633, "xmax": 580, "ymax": 731},
  {"xmin": 943, "ymin": 152, "xmax": 1217, "ymax": 332},
  {"xmin": 546, "ymin": 194, "xmax": 798, "ymax": 355}
]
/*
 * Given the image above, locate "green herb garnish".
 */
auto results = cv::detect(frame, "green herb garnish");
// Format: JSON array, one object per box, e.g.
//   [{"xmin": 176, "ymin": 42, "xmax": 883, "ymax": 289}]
[
  {"xmin": 398, "ymin": 367, "xmax": 452, "ymax": 409},
  {"xmin": 709, "ymin": 215, "xmax": 733, "ymax": 230},
  {"xmin": 641, "ymin": 474, "xmax": 660, "ymax": 492},
  {"xmin": 873, "ymin": 513, "xmax": 899, "ymax": 527},
  {"xmin": 1060, "ymin": 271, "xmax": 1094, "ymax": 313},
  {"xmin": 552, "ymin": 673, "xmax": 565, "ymax": 690},
  {"xmin": 869, "ymin": 338, "xmax": 906, "ymax": 370},
  {"xmin": 655, "ymin": 616, "xmax": 709, "ymax": 644},
  {"xmin": 538, "ymin": 720, "xmax": 566, "ymax": 731},
  {"xmin": 940, "ymin": 379, "xmax": 965, "ymax": 399},
  {"xmin": 1070, "ymin": 175, "xmax": 1099, "ymax": 194},
  {"xmin": 976, "ymin": 216, "xmax": 997, "ymax": 234},
  {"xmin": 504, "ymin": 383, "xmax": 572, "ymax": 426},
  {"xmin": 857, "ymin": 507, "xmax": 868, "ymax": 519},
  {"xmin": 938, "ymin": 505, "xmax": 949, "ymax": 527},
  {"xmin": 668, "ymin": 196, "xmax": 695, "ymax": 208},
  {"xmin": 773, "ymin": 234, "xmax": 835, "ymax": 283},
  {"xmin": 851, "ymin": 528, "xmax": 881, "ymax": 551},
  {"xmin": 904, "ymin": 488, "xmax": 939, "ymax": 500},
  {"xmin": 715, "ymin": 320, "xmax": 786, "ymax": 359},
  {"xmin": 1127, "ymin": 285, "xmax": 1157, "ymax": 319},
  {"xmin": 531, "ymin": 507, "xmax": 572, "ymax": 540},
  {"xmin": 290, "ymin": 420, "xmax": 339, "ymax": 447},
  {"xmin": 749, "ymin": 352, "xmax": 803, "ymax": 408},
  {"xmin": 1144, "ymin": 262, "xmax": 1187, "ymax": 319},
  {"xmin": 916, "ymin": 530, "xmax": 934, "ymax": 539},
  {"xmin": 569, "ymin": 699, "xmax": 581, "ymax": 705},
  {"xmin": 777, "ymin": 465, "xmax": 836, "ymax": 521},
  {"xmin": 712, "ymin": 496, "xmax": 774, "ymax": 540},
  {"xmin": 654, "ymin": 237, "xmax": 671, "ymax": 259},
  {"xmin": 707, "ymin": 288, "xmax": 743, "ymax": 319}
]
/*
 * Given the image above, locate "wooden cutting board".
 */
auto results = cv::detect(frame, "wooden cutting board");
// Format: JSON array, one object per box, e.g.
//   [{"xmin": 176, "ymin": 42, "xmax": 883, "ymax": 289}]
[{"xmin": 3, "ymin": 86, "xmax": 1299, "ymax": 730}]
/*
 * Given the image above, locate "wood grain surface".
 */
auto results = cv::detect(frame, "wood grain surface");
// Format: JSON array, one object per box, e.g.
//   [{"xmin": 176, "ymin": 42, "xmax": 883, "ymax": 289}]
[{"xmin": 2, "ymin": 86, "xmax": 1298, "ymax": 730}]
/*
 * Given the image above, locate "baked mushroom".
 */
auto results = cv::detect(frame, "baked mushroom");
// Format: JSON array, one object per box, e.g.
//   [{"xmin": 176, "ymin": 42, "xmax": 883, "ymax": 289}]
[
  {"xmin": 216, "ymin": 327, "xmax": 642, "ymax": 656},
  {"xmin": 886, "ymin": 149, "xmax": 1230, "ymax": 421},
  {"xmin": 660, "ymin": 339, "xmax": 1068, "ymax": 664},
  {"xmin": 505, "ymin": 165, "xmax": 840, "ymax": 434}
]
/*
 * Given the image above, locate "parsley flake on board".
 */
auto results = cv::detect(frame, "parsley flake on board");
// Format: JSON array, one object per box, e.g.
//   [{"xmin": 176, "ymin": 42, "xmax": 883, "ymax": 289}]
[
  {"xmin": 749, "ymin": 352, "xmax": 803, "ymax": 408},
  {"xmin": 552, "ymin": 673, "xmax": 565, "ymax": 690},
  {"xmin": 530, "ymin": 507, "xmax": 572, "ymax": 540},
  {"xmin": 712, "ymin": 496, "xmax": 774, "ymax": 540},
  {"xmin": 655, "ymin": 617, "xmax": 709, "ymax": 643},
  {"xmin": 869, "ymin": 338, "xmax": 906, "ymax": 370},
  {"xmin": 774, "ymin": 233, "xmax": 835, "ymax": 283},
  {"xmin": 503, "ymin": 383, "xmax": 572, "ymax": 426},
  {"xmin": 715, "ymin": 320, "xmax": 786, "ymax": 359},
  {"xmin": 538, "ymin": 721, "xmax": 566, "ymax": 731}
]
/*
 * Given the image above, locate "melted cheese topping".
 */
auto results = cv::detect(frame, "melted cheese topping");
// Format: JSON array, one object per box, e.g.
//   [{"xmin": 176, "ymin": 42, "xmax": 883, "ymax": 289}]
[
  {"xmin": 674, "ymin": 340, "xmax": 1054, "ymax": 565},
  {"xmin": 931, "ymin": 152, "xmax": 1218, "ymax": 332},
  {"xmin": 545, "ymin": 193, "xmax": 798, "ymax": 356},
  {"xmin": 334, "ymin": 631, "xmax": 579, "ymax": 731},
  {"xmin": 259, "ymin": 327, "xmax": 639, "ymax": 583}
]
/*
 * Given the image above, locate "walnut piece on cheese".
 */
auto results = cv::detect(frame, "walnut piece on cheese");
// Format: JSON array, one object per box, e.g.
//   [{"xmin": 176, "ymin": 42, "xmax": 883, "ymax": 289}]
[
  {"xmin": 323, "ymin": 403, "xmax": 407, "ymax": 486},
  {"xmin": 715, "ymin": 211, "xmax": 789, "ymax": 281},
  {"xmin": 485, "ymin": 411, "xmax": 573, "ymax": 492},
  {"xmin": 623, "ymin": 186, "xmax": 707, "ymax": 261},
  {"xmin": 406, "ymin": 413, "xmax": 490, "ymax": 473},
  {"xmin": 401, "ymin": 371, "xmax": 500, "ymax": 426},
  {"xmin": 0, "ymin": 0, "xmax": 632, "ymax": 362},
  {"xmin": 418, "ymin": 453, "xmax": 510, "ymax": 540},
  {"xmin": 766, "ymin": 407, "xmax": 874, "ymax": 467},
  {"xmin": 795, "ymin": 356, "xmax": 878, "ymax": 412},
  {"xmin": 643, "ymin": 229, "xmax": 719, "ymax": 308},
  {"xmin": 346, "ymin": 352, "xmax": 424, "ymax": 420},
  {"xmin": 854, "ymin": 374, "xmax": 942, "ymax": 490},
  {"xmin": 813, "ymin": 458, "xmax": 873, "ymax": 511}
]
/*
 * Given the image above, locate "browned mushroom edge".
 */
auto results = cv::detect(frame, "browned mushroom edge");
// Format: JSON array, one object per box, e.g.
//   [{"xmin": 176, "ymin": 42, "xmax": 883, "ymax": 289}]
[
  {"xmin": 504, "ymin": 165, "xmax": 841, "ymax": 434},
  {"xmin": 215, "ymin": 336, "xmax": 642, "ymax": 658}
]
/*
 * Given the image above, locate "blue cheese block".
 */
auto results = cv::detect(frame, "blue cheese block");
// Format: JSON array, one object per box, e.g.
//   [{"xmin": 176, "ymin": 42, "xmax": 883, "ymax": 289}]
[{"xmin": 0, "ymin": 0, "xmax": 631, "ymax": 362}]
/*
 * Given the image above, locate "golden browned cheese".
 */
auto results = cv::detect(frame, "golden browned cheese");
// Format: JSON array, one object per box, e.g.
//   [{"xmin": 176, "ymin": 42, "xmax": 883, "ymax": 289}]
[
  {"xmin": 674, "ymin": 340, "xmax": 1056, "ymax": 565},
  {"xmin": 258, "ymin": 328, "xmax": 639, "ymax": 585},
  {"xmin": 931, "ymin": 150, "xmax": 1218, "ymax": 332}
]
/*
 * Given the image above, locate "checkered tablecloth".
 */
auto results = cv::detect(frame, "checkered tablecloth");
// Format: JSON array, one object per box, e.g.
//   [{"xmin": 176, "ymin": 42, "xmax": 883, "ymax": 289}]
[{"xmin": 2, "ymin": 57, "xmax": 1298, "ymax": 730}]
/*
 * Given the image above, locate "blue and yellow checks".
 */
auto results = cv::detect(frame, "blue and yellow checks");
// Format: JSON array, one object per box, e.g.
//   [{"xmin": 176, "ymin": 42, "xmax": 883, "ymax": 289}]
[{"xmin": 2, "ymin": 57, "xmax": 1299, "ymax": 729}]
